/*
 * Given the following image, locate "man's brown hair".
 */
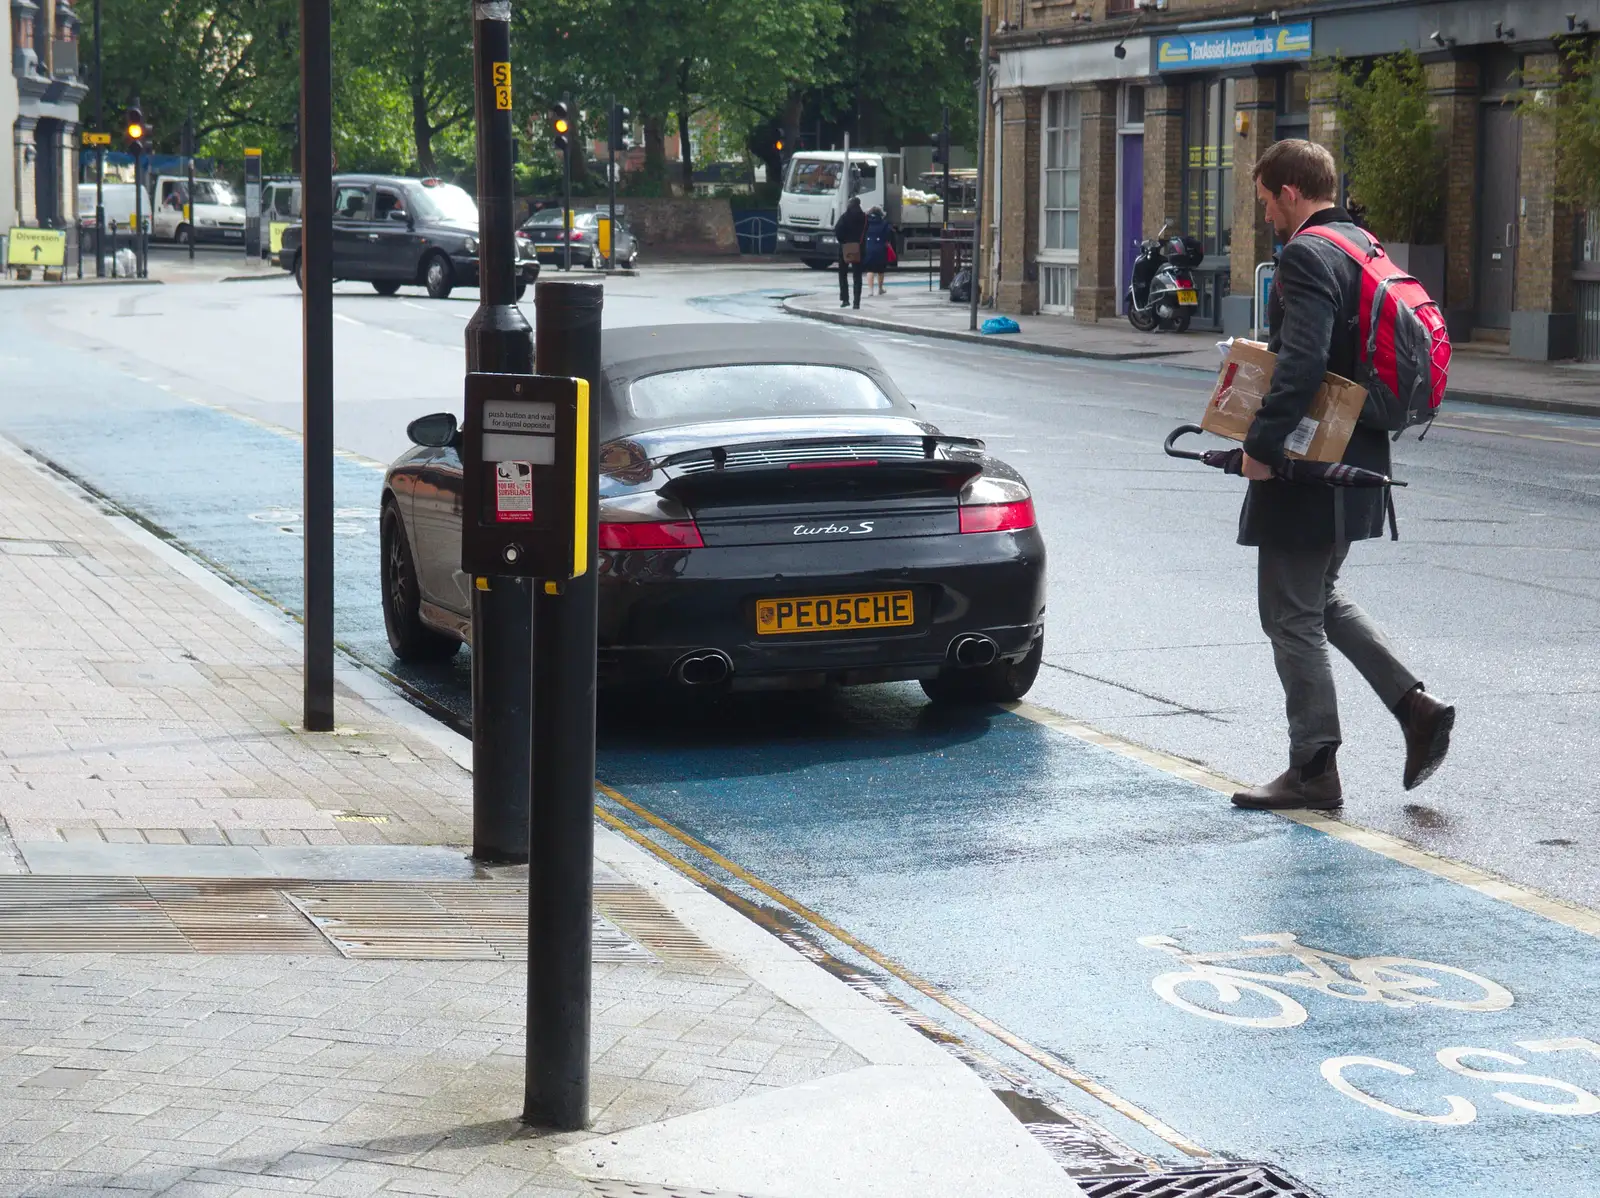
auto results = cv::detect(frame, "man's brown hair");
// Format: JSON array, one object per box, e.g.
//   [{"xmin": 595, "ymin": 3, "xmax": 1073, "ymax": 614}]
[{"xmin": 1251, "ymin": 139, "xmax": 1337, "ymax": 202}]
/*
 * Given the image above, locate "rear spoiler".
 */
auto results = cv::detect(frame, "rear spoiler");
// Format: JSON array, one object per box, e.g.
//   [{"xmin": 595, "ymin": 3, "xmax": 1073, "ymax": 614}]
[{"xmin": 656, "ymin": 434, "xmax": 985, "ymax": 503}]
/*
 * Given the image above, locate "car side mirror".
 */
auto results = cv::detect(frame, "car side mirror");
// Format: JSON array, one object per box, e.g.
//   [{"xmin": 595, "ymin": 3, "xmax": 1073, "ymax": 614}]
[
  {"xmin": 407, "ymin": 412, "xmax": 458, "ymax": 448},
  {"xmin": 389, "ymin": 209, "xmax": 410, "ymax": 224}
]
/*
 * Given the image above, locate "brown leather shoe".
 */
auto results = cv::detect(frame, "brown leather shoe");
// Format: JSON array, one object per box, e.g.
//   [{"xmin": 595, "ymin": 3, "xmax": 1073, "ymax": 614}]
[
  {"xmin": 1395, "ymin": 684, "xmax": 1455, "ymax": 791},
  {"xmin": 1232, "ymin": 763, "xmax": 1343, "ymax": 810}
]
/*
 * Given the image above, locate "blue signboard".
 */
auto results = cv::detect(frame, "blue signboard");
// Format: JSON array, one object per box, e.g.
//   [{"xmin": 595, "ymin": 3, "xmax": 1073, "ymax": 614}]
[{"xmin": 1157, "ymin": 22, "xmax": 1312, "ymax": 71}]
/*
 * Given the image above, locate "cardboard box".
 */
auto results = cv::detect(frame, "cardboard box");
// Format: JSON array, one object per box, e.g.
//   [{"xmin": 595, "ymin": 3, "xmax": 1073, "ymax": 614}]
[{"xmin": 1201, "ymin": 339, "xmax": 1367, "ymax": 463}]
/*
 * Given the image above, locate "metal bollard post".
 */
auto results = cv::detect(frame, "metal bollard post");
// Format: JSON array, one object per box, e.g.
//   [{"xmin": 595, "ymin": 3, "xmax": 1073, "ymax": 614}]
[
  {"xmin": 299, "ymin": 0, "xmax": 336, "ymax": 731},
  {"xmin": 526, "ymin": 276, "xmax": 602, "ymax": 1132}
]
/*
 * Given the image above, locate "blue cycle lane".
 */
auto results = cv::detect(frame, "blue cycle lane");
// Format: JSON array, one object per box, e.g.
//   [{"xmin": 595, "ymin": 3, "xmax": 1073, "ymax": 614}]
[{"xmin": 2, "ymin": 300, "xmax": 1597, "ymax": 1197}]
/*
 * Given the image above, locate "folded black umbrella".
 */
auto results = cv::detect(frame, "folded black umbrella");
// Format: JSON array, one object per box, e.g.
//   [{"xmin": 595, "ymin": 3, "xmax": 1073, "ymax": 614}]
[
  {"xmin": 1163, "ymin": 423, "xmax": 1406, "ymax": 539},
  {"xmin": 1163, "ymin": 425, "xmax": 1404, "ymax": 489}
]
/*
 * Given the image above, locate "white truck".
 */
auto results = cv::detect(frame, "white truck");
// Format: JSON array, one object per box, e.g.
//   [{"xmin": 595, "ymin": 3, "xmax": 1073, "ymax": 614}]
[
  {"xmin": 774, "ymin": 150, "xmax": 903, "ymax": 269},
  {"xmin": 149, "ymin": 176, "xmax": 247, "ymax": 244}
]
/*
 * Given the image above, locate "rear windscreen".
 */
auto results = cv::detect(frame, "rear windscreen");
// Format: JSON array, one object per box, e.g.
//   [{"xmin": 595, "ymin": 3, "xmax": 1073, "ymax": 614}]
[{"xmin": 626, "ymin": 365, "xmax": 892, "ymax": 424}]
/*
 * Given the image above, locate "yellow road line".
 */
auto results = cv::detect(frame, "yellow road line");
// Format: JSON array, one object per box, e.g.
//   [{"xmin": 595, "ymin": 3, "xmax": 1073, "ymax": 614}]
[
  {"xmin": 1007, "ymin": 701, "xmax": 1600, "ymax": 940},
  {"xmin": 1432, "ymin": 419, "xmax": 1600, "ymax": 448},
  {"xmin": 595, "ymin": 781, "xmax": 1215, "ymax": 1160}
]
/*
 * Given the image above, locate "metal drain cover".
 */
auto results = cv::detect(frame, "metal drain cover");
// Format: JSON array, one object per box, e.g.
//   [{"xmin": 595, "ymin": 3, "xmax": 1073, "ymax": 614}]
[
  {"xmin": 1081, "ymin": 1163, "xmax": 1323, "ymax": 1198},
  {"xmin": 585, "ymin": 1183, "xmax": 772, "ymax": 1198}
]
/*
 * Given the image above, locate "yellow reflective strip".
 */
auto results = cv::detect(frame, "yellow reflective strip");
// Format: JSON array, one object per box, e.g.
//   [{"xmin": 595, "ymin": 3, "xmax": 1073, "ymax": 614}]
[{"xmin": 572, "ymin": 377, "xmax": 589, "ymax": 579}]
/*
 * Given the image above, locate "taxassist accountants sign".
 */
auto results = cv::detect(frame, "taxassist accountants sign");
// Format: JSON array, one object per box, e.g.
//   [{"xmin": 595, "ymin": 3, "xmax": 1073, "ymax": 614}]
[{"xmin": 1157, "ymin": 22, "xmax": 1312, "ymax": 70}]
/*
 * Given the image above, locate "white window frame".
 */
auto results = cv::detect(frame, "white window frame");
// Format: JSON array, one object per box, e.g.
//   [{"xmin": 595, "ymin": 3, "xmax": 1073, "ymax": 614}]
[{"xmin": 1040, "ymin": 89, "xmax": 1081, "ymax": 315}]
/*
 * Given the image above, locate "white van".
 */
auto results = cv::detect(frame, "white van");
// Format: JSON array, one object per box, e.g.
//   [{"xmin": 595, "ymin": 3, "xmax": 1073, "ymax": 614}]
[
  {"xmin": 149, "ymin": 176, "xmax": 247, "ymax": 244},
  {"xmin": 775, "ymin": 150, "xmax": 903, "ymax": 268},
  {"xmin": 76, "ymin": 182, "xmax": 142, "ymax": 232}
]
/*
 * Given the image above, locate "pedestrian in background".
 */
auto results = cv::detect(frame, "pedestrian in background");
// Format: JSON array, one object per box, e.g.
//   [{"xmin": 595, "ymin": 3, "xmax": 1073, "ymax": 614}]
[
  {"xmin": 835, "ymin": 197, "xmax": 866, "ymax": 309},
  {"xmin": 862, "ymin": 205, "xmax": 892, "ymax": 297},
  {"xmin": 1231, "ymin": 138, "xmax": 1455, "ymax": 812}
]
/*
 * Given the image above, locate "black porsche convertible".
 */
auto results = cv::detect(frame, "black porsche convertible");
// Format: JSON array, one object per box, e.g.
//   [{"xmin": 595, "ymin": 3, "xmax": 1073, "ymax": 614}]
[{"xmin": 381, "ymin": 323, "xmax": 1046, "ymax": 703}]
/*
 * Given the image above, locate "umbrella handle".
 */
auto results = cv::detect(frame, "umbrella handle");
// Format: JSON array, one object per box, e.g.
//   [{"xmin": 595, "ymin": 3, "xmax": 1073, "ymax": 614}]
[{"xmin": 1163, "ymin": 424, "xmax": 1207, "ymax": 461}]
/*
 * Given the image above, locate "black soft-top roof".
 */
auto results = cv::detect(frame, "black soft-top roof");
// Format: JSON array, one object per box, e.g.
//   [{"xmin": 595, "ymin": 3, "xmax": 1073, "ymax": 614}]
[{"xmin": 597, "ymin": 323, "xmax": 910, "ymax": 437}]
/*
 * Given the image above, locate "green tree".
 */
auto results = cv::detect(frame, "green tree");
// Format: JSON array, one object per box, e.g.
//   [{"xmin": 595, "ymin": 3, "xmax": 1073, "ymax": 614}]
[
  {"xmin": 85, "ymin": 0, "xmax": 300, "ymax": 155},
  {"xmin": 1333, "ymin": 51, "xmax": 1445, "ymax": 243},
  {"xmin": 1514, "ymin": 38, "xmax": 1600, "ymax": 211},
  {"xmin": 341, "ymin": 0, "xmax": 476, "ymax": 176}
]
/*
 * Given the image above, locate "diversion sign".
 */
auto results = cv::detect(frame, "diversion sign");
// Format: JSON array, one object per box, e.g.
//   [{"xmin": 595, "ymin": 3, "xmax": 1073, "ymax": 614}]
[{"xmin": 1157, "ymin": 22, "xmax": 1311, "ymax": 71}]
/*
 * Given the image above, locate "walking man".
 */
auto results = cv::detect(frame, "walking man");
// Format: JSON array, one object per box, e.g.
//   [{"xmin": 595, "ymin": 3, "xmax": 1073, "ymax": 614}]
[
  {"xmin": 1232, "ymin": 139, "xmax": 1455, "ymax": 811},
  {"xmin": 835, "ymin": 196, "xmax": 866, "ymax": 309}
]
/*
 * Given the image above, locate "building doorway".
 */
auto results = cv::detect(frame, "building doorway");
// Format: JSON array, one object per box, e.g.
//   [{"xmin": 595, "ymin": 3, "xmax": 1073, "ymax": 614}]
[
  {"xmin": 34, "ymin": 118, "xmax": 63, "ymax": 227},
  {"xmin": 1119, "ymin": 135, "xmax": 1143, "ymax": 314},
  {"xmin": 1476, "ymin": 105, "xmax": 1519, "ymax": 330}
]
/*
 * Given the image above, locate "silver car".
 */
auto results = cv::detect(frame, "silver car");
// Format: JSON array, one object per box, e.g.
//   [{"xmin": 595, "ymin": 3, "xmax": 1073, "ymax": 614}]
[{"xmin": 520, "ymin": 208, "xmax": 638, "ymax": 269}]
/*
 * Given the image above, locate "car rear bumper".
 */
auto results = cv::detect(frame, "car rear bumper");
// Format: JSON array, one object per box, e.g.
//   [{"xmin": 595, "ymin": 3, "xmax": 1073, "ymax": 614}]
[
  {"xmin": 453, "ymin": 256, "xmax": 540, "ymax": 285},
  {"xmin": 594, "ymin": 529, "xmax": 1046, "ymax": 690}
]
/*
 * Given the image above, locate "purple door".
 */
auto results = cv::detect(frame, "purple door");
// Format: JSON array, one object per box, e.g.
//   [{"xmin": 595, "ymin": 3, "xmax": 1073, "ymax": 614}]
[{"xmin": 1120, "ymin": 134, "xmax": 1144, "ymax": 314}]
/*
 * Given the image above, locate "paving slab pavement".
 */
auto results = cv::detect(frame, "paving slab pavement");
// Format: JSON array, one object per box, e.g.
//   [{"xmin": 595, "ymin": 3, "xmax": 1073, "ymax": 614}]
[
  {"xmin": 783, "ymin": 288, "xmax": 1600, "ymax": 417},
  {"xmin": 0, "ymin": 432, "xmax": 1095, "ymax": 1195}
]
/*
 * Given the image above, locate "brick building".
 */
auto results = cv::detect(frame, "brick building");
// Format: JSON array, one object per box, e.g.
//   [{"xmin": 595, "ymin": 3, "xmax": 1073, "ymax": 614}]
[
  {"xmin": 7, "ymin": 0, "xmax": 85, "ymax": 265},
  {"xmin": 979, "ymin": 0, "xmax": 1600, "ymax": 361}
]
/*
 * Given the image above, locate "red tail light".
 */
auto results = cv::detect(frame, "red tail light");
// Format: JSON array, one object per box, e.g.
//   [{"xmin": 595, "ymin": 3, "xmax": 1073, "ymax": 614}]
[
  {"xmin": 959, "ymin": 499, "xmax": 1035, "ymax": 534},
  {"xmin": 567, "ymin": 230, "xmax": 585, "ymax": 242},
  {"xmin": 598, "ymin": 521, "xmax": 703, "ymax": 550}
]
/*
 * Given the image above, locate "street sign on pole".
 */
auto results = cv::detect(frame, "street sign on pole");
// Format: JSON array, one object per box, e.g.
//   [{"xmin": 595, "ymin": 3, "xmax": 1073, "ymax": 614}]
[
  {"xmin": 467, "ymin": 0, "xmax": 536, "ymax": 865},
  {"xmin": 300, "ymin": 0, "xmax": 335, "ymax": 732},
  {"xmin": 82, "ymin": 131, "xmax": 110, "ymax": 146},
  {"xmin": 244, "ymin": 148, "xmax": 263, "ymax": 259}
]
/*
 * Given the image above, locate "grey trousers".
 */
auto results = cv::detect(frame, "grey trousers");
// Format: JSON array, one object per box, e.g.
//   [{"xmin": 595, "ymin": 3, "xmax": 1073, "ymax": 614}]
[{"xmin": 1257, "ymin": 543, "xmax": 1420, "ymax": 763}]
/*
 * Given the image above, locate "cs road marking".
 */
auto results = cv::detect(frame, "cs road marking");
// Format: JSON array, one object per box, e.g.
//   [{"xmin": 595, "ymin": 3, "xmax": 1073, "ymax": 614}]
[{"xmin": 1324, "ymin": 1039, "xmax": 1600, "ymax": 1124}]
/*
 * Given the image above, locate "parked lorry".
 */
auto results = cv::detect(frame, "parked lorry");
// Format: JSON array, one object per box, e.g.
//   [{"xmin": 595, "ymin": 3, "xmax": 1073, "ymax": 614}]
[{"xmin": 774, "ymin": 150, "xmax": 903, "ymax": 269}]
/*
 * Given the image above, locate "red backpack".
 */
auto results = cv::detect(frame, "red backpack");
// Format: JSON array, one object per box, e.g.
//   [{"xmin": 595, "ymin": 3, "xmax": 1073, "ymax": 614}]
[{"xmin": 1293, "ymin": 224, "xmax": 1451, "ymax": 435}]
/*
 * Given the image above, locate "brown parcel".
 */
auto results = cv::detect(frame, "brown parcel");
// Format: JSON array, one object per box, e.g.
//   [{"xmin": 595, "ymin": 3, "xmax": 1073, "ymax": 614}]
[{"xmin": 1200, "ymin": 339, "xmax": 1367, "ymax": 464}]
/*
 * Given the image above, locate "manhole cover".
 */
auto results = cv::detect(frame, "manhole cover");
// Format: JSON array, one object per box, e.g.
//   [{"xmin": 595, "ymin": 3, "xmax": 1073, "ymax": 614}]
[
  {"xmin": 585, "ymin": 1183, "xmax": 771, "ymax": 1198},
  {"xmin": 1080, "ymin": 1163, "xmax": 1323, "ymax": 1197}
]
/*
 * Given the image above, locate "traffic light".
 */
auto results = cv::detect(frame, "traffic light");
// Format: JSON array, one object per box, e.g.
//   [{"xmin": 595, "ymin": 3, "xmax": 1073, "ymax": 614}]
[
  {"xmin": 931, "ymin": 128, "xmax": 949, "ymax": 165},
  {"xmin": 608, "ymin": 104, "xmax": 632, "ymax": 152},
  {"xmin": 123, "ymin": 104, "xmax": 148, "ymax": 149},
  {"xmin": 551, "ymin": 101, "xmax": 571, "ymax": 153}
]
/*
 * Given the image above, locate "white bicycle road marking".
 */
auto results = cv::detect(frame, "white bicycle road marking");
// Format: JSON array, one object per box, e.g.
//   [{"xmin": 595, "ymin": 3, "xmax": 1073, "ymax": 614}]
[{"xmin": 1139, "ymin": 933, "xmax": 1514, "ymax": 1028}]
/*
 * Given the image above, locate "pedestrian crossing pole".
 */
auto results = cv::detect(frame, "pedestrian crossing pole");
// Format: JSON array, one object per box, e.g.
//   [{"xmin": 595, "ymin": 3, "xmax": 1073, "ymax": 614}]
[
  {"xmin": 526, "ymin": 278, "xmax": 601, "ymax": 1131},
  {"xmin": 299, "ymin": 0, "xmax": 335, "ymax": 732},
  {"xmin": 467, "ymin": 0, "xmax": 536, "ymax": 864}
]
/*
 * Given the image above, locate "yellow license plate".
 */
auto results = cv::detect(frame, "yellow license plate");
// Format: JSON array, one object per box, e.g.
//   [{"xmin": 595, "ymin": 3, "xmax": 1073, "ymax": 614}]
[
  {"xmin": 756, "ymin": 590, "xmax": 914, "ymax": 635},
  {"xmin": 1177, "ymin": 288, "xmax": 1198, "ymax": 304}
]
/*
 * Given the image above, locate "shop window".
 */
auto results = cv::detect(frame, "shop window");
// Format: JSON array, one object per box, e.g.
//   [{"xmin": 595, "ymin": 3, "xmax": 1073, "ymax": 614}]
[
  {"xmin": 1282, "ymin": 69, "xmax": 1311, "ymax": 115},
  {"xmin": 1122, "ymin": 84, "xmax": 1145, "ymax": 129},
  {"xmin": 1184, "ymin": 77, "xmax": 1235, "ymax": 257},
  {"xmin": 1043, "ymin": 89, "xmax": 1081, "ymax": 252}
]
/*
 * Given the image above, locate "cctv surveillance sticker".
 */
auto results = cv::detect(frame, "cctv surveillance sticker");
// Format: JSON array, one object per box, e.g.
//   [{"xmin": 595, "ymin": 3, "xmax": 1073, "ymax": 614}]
[{"xmin": 495, "ymin": 461, "xmax": 534, "ymax": 523}]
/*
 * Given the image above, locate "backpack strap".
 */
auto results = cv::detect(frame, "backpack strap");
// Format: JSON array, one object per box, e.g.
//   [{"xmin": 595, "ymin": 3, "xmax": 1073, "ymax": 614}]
[{"xmin": 1295, "ymin": 223, "xmax": 1384, "ymax": 263}]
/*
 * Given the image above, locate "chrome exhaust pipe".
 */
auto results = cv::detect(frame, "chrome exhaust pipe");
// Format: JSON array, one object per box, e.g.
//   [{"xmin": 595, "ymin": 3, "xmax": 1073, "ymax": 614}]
[
  {"xmin": 950, "ymin": 634, "xmax": 998, "ymax": 669},
  {"xmin": 673, "ymin": 649, "xmax": 733, "ymax": 686}
]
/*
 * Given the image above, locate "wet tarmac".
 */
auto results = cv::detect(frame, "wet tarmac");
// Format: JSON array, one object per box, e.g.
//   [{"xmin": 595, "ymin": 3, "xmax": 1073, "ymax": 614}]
[{"xmin": 2, "ymin": 268, "xmax": 1598, "ymax": 1197}]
